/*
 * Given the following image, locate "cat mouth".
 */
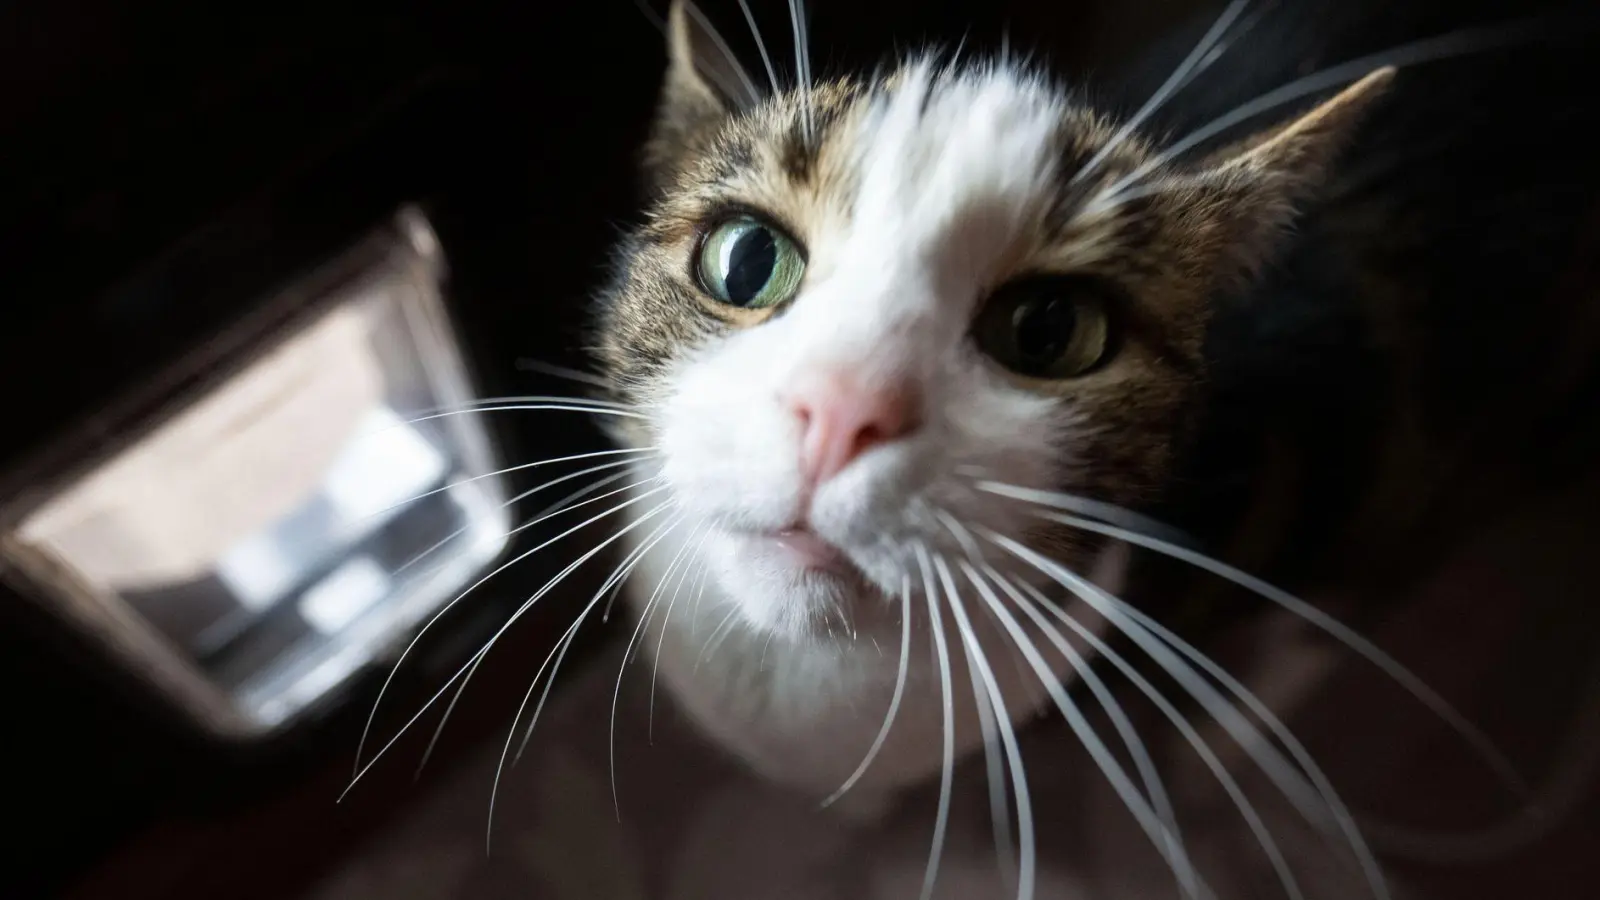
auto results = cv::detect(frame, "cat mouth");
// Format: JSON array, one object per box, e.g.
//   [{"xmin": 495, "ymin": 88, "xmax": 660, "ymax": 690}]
[{"xmin": 755, "ymin": 526, "xmax": 853, "ymax": 574}]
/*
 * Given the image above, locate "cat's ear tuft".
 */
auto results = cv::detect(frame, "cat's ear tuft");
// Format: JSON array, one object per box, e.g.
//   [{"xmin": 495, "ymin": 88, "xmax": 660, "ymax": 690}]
[
  {"xmin": 1194, "ymin": 67, "xmax": 1396, "ymax": 274},
  {"xmin": 643, "ymin": 1, "xmax": 759, "ymax": 191}
]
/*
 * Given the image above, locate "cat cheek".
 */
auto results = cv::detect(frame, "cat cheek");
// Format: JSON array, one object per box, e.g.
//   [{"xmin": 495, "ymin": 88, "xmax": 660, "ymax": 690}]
[
  {"xmin": 656, "ymin": 358, "xmax": 809, "ymax": 527},
  {"xmin": 658, "ymin": 423, "xmax": 804, "ymax": 527}
]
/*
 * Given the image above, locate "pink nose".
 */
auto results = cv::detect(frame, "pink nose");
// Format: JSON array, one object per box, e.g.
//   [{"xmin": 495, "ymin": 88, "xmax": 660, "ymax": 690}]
[{"xmin": 789, "ymin": 371, "xmax": 919, "ymax": 485}]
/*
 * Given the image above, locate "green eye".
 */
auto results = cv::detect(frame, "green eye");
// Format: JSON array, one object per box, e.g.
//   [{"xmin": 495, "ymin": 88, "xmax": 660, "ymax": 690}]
[
  {"xmin": 972, "ymin": 275, "xmax": 1116, "ymax": 379},
  {"xmin": 696, "ymin": 215, "xmax": 806, "ymax": 309}
]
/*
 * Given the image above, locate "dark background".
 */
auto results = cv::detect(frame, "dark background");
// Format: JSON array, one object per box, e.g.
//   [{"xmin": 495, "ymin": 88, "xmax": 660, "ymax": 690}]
[{"xmin": 0, "ymin": 1, "xmax": 1196, "ymax": 896}]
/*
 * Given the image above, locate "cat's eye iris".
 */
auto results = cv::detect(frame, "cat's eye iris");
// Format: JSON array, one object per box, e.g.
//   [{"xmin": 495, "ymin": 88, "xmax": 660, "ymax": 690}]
[
  {"xmin": 696, "ymin": 216, "xmax": 806, "ymax": 309},
  {"xmin": 972, "ymin": 275, "xmax": 1115, "ymax": 379}
]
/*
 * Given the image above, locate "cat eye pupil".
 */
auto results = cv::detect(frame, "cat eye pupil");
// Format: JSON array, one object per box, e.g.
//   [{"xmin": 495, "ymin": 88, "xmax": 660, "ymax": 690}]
[
  {"xmin": 721, "ymin": 226, "xmax": 777, "ymax": 304},
  {"xmin": 696, "ymin": 215, "xmax": 806, "ymax": 310},
  {"xmin": 1012, "ymin": 297, "xmax": 1076, "ymax": 367},
  {"xmin": 972, "ymin": 275, "xmax": 1115, "ymax": 380}
]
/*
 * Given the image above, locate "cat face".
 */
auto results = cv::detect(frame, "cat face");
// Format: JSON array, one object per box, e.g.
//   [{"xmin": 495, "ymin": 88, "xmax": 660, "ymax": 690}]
[{"xmin": 595, "ymin": 1, "xmax": 1388, "ymax": 639}]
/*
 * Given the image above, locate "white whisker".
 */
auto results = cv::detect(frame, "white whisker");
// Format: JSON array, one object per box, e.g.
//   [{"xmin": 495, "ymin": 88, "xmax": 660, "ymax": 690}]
[
  {"xmin": 508, "ymin": 616, "xmax": 584, "ymax": 768},
  {"xmin": 515, "ymin": 510, "xmax": 687, "ymax": 766},
  {"xmin": 759, "ymin": 629, "xmax": 775, "ymax": 671},
  {"xmin": 997, "ymin": 570, "xmax": 1303, "ymax": 900},
  {"xmin": 416, "ymin": 494, "xmax": 676, "ymax": 777},
  {"xmin": 954, "ymin": 560, "xmax": 1205, "ymax": 899},
  {"xmin": 487, "ymin": 510, "xmax": 687, "ymax": 851},
  {"xmin": 612, "ymin": 518, "xmax": 706, "ymax": 816},
  {"xmin": 787, "ymin": 0, "xmax": 814, "ymax": 139},
  {"xmin": 352, "ymin": 480, "xmax": 668, "ymax": 781},
  {"xmin": 822, "ymin": 573, "xmax": 914, "ymax": 808},
  {"xmin": 1070, "ymin": 0, "xmax": 1251, "ymax": 187},
  {"xmin": 601, "ymin": 565, "xmax": 632, "ymax": 624},
  {"xmin": 800, "ymin": 1, "xmax": 813, "ymax": 98},
  {"xmin": 341, "ymin": 500, "xmax": 674, "ymax": 801},
  {"xmin": 684, "ymin": 537, "xmax": 716, "ymax": 637},
  {"xmin": 392, "ymin": 460, "xmax": 647, "ymax": 586},
  {"xmin": 1363, "ymin": 655, "xmax": 1600, "ymax": 864},
  {"xmin": 912, "ymin": 544, "xmax": 958, "ymax": 900},
  {"xmin": 1079, "ymin": 172, "xmax": 1223, "ymax": 210},
  {"xmin": 736, "ymin": 0, "xmax": 782, "ymax": 97},
  {"xmin": 412, "ymin": 393, "xmax": 637, "ymax": 416},
  {"xmin": 935, "ymin": 509, "xmax": 1044, "ymax": 692},
  {"xmin": 1116, "ymin": 595, "xmax": 1395, "ymax": 900},
  {"xmin": 646, "ymin": 547, "xmax": 710, "ymax": 743},
  {"xmin": 683, "ymin": 0, "xmax": 764, "ymax": 106},
  {"xmin": 650, "ymin": 526, "xmax": 714, "ymax": 741},
  {"xmin": 932, "ymin": 508, "xmax": 985, "ymax": 561},
  {"xmin": 1099, "ymin": 17, "xmax": 1556, "ymax": 204},
  {"xmin": 970, "ymin": 479, "xmax": 1198, "ymax": 549},
  {"xmin": 362, "ymin": 446, "xmax": 654, "ymax": 524},
  {"xmin": 696, "ymin": 605, "xmax": 743, "ymax": 668},
  {"xmin": 1010, "ymin": 501, "xmax": 1524, "ymax": 795},
  {"xmin": 526, "ymin": 465, "xmax": 642, "ymax": 523},
  {"xmin": 401, "ymin": 403, "xmax": 648, "ymax": 431},
  {"xmin": 513, "ymin": 359, "xmax": 618, "ymax": 391},
  {"xmin": 988, "ymin": 531, "xmax": 1388, "ymax": 900},
  {"xmin": 976, "ymin": 566, "xmax": 1193, "ymax": 899},
  {"xmin": 959, "ymin": 575, "xmax": 1016, "ymax": 886},
  {"xmin": 935, "ymin": 555, "xmax": 1034, "ymax": 900}
]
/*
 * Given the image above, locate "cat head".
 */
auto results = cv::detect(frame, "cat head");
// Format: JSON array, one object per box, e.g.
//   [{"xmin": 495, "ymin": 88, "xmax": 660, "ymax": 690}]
[{"xmin": 594, "ymin": 0, "xmax": 1390, "ymax": 639}]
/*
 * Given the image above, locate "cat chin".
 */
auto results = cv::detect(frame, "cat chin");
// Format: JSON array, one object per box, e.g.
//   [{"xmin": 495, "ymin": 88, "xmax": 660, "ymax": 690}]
[
  {"xmin": 704, "ymin": 529, "xmax": 898, "ymax": 641},
  {"xmin": 623, "ymin": 489, "xmax": 1137, "ymax": 799}
]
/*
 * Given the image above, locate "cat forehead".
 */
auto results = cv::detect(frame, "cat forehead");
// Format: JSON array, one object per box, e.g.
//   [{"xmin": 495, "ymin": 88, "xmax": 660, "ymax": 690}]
[{"xmin": 664, "ymin": 59, "xmax": 1139, "ymax": 253}]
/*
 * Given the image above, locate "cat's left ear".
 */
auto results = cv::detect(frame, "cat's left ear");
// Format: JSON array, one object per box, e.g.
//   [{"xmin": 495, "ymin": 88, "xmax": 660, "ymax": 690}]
[
  {"xmin": 643, "ymin": 1, "xmax": 760, "ymax": 191},
  {"xmin": 1191, "ymin": 67, "xmax": 1397, "ymax": 275}
]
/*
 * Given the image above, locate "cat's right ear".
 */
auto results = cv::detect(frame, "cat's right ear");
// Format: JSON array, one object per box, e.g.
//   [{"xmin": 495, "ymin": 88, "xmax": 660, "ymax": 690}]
[{"xmin": 643, "ymin": 1, "xmax": 760, "ymax": 191}]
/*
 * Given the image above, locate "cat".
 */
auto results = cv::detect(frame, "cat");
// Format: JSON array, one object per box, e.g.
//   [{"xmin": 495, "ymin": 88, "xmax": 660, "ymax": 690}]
[{"xmin": 585, "ymin": 0, "xmax": 1600, "ymax": 895}]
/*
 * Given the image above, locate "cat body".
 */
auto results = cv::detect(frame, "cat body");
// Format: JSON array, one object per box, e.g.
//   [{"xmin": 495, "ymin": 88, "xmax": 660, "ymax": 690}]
[{"xmin": 590, "ymin": 0, "xmax": 1600, "ymax": 891}]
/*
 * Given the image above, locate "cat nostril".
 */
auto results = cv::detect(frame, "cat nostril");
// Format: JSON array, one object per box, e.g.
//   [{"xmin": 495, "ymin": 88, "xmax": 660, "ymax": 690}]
[{"xmin": 790, "ymin": 372, "xmax": 920, "ymax": 486}]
